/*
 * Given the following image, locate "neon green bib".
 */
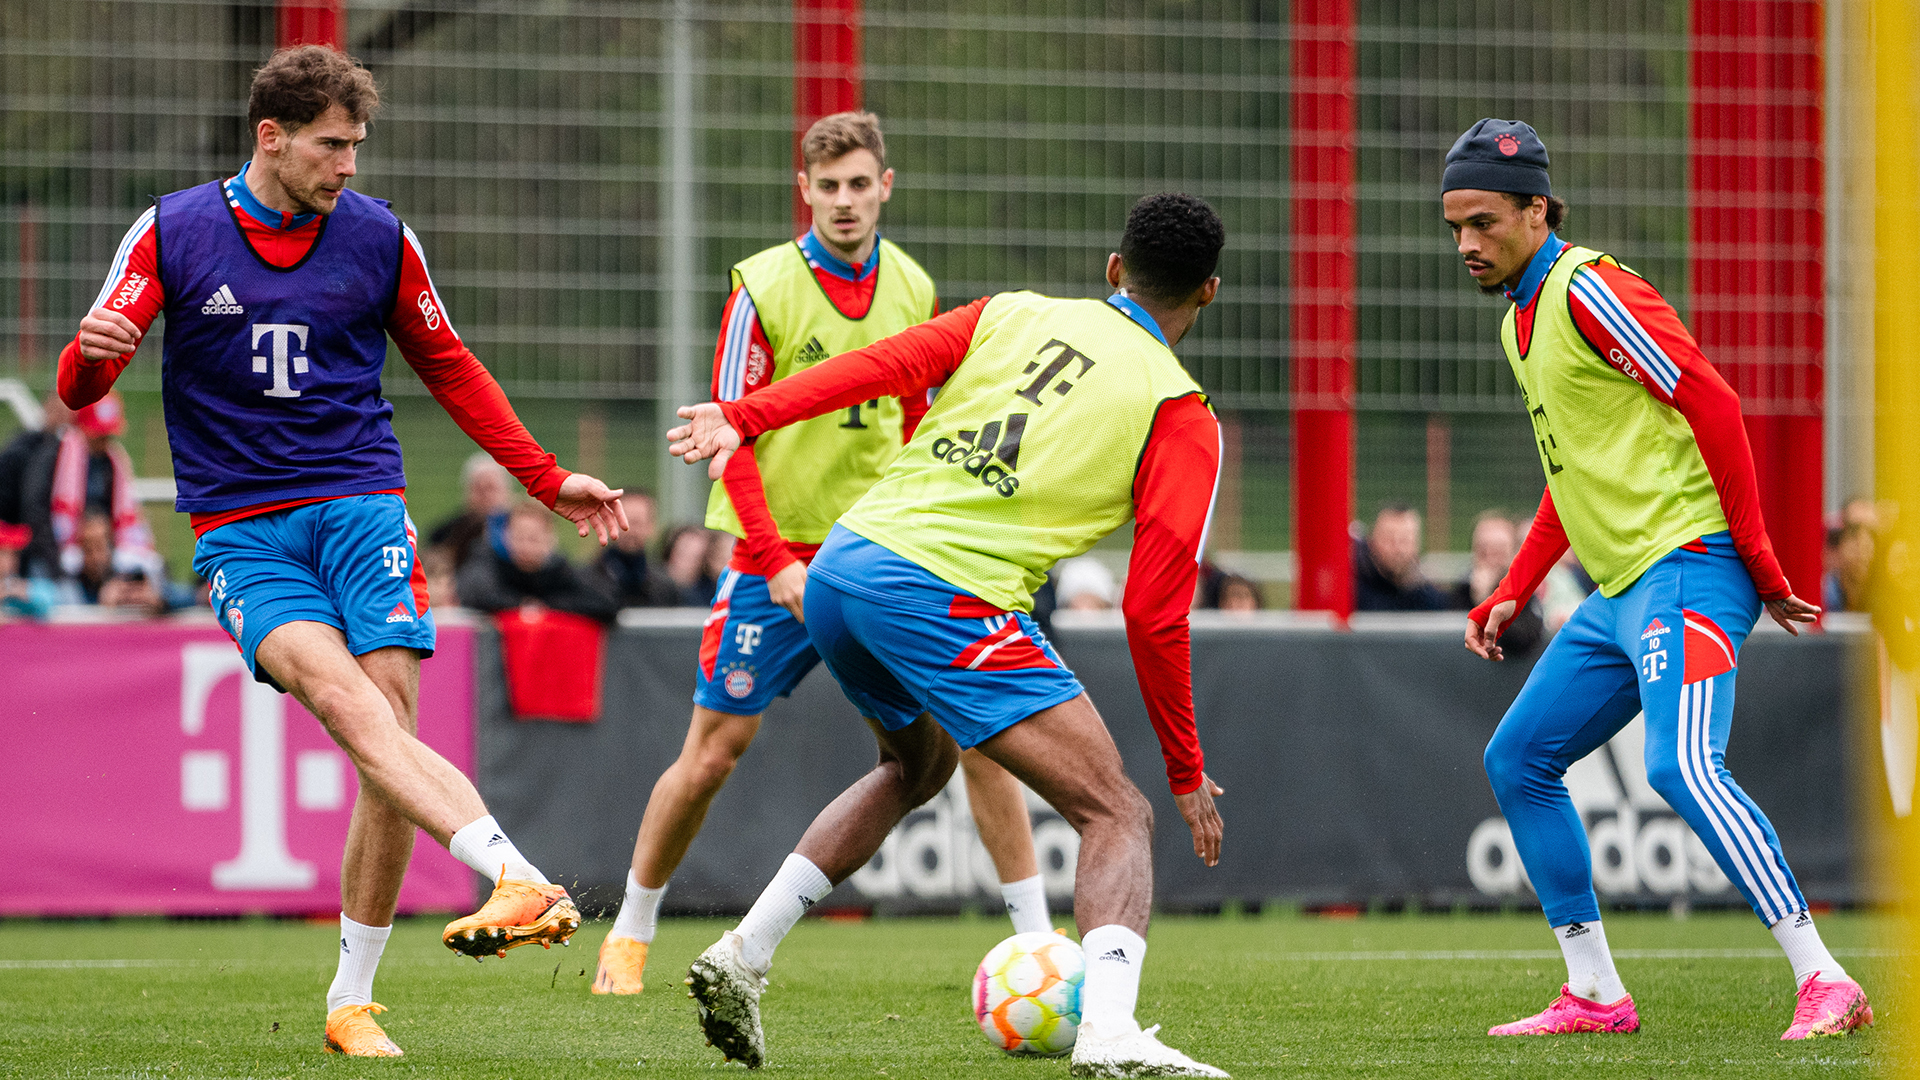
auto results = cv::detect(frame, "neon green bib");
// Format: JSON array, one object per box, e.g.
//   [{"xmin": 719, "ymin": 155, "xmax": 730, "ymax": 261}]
[
  {"xmin": 705, "ymin": 237, "xmax": 938, "ymax": 544},
  {"xmin": 841, "ymin": 292, "xmax": 1208, "ymax": 612},
  {"xmin": 1501, "ymin": 245, "xmax": 1727, "ymax": 596}
]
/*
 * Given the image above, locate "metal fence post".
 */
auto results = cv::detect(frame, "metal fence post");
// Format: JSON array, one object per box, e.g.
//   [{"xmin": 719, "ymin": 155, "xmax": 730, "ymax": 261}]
[{"xmin": 660, "ymin": 0, "xmax": 705, "ymax": 526}]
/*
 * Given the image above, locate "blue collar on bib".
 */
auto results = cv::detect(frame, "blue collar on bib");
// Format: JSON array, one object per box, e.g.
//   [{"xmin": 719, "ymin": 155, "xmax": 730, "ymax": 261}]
[
  {"xmin": 1505, "ymin": 232, "xmax": 1566, "ymax": 308},
  {"xmin": 1106, "ymin": 291, "xmax": 1169, "ymax": 347},
  {"xmin": 223, "ymin": 162, "xmax": 319, "ymax": 231},
  {"xmin": 798, "ymin": 227, "xmax": 879, "ymax": 283}
]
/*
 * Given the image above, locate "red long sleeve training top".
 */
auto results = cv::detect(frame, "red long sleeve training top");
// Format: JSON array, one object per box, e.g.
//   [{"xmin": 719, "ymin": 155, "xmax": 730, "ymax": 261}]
[
  {"xmin": 1471, "ymin": 258, "xmax": 1789, "ymax": 631},
  {"xmin": 718, "ymin": 297, "xmax": 1221, "ymax": 795},
  {"xmin": 58, "ymin": 178, "xmax": 567, "ymax": 535}
]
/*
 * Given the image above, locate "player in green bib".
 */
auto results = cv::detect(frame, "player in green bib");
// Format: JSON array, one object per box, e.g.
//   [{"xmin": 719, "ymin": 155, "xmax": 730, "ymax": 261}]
[
  {"xmin": 1444, "ymin": 119, "xmax": 1868, "ymax": 1041},
  {"xmin": 670, "ymin": 194, "xmax": 1232, "ymax": 1078},
  {"xmin": 593, "ymin": 112, "xmax": 1050, "ymax": 997}
]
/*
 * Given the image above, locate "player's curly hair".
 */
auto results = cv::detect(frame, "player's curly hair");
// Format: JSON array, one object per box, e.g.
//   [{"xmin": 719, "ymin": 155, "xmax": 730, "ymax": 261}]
[
  {"xmin": 248, "ymin": 45, "xmax": 380, "ymax": 135},
  {"xmin": 1119, "ymin": 193, "xmax": 1226, "ymax": 304}
]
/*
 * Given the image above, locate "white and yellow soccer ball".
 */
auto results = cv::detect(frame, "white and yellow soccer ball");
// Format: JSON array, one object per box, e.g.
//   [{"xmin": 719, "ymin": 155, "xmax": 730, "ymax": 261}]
[{"xmin": 971, "ymin": 931, "xmax": 1084, "ymax": 1055}]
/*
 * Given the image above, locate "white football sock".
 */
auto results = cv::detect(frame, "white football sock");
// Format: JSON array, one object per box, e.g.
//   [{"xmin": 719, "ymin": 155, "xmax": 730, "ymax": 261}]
[
  {"xmin": 447, "ymin": 815, "xmax": 550, "ymax": 885},
  {"xmin": 1079, "ymin": 924, "xmax": 1147, "ymax": 1038},
  {"xmin": 1772, "ymin": 910, "xmax": 1848, "ymax": 985},
  {"xmin": 735, "ymin": 853, "xmax": 833, "ymax": 974},
  {"xmin": 325, "ymin": 914, "xmax": 391, "ymax": 1012},
  {"xmin": 609, "ymin": 870, "xmax": 666, "ymax": 944},
  {"xmin": 1001, "ymin": 874, "xmax": 1051, "ymax": 936},
  {"xmin": 1554, "ymin": 920, "xmax": 1627, "ymax": 1003}
]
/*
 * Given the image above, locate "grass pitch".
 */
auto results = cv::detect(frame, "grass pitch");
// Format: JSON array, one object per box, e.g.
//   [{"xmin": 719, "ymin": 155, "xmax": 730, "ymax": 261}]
[{"xmin": 0, "ymin": 910, "xmax": 1896, "ymax": 1078}]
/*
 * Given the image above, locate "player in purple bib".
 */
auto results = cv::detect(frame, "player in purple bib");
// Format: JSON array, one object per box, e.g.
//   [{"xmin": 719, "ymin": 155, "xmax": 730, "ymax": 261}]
[{"xmin": 60, "ymin": 46, "xmax": 629, "ymax": 1058}]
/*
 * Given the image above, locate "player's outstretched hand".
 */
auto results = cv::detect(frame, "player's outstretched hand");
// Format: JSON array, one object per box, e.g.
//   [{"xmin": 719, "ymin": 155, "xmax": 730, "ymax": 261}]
[
  {"xmin": 767, "ymin": 559, "xmax": 808, "ymax": 622},
  {"xmin": 1174, "ymin": 773, "xmax": 1225, "ymax": 867},
  {"xmin": 552, "ymin": 473, "xmax": 629, "ymax": 546},
  {"xmin": 77, "ymin": 307, "xmax": 142, "ymax": 362},
  {"xmin": 1766, "ymin": 593, "xmax": 1821, "ymax": 636},
  {"xmin": 1465, "ymin": 600, "xmax": 1514, "ymax": 662},
  {"xmin": 666, "ymin": 402, "xmax": 741, "ymax": 479}
]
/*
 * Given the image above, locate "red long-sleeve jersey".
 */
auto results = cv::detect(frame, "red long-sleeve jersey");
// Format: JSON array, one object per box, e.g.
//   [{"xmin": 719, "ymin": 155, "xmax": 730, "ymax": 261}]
[
  {"xmin": 1472, "ymin": 257, "xmax": 1789, "ymax": 630},
  {"xmin": 717, "ymin": 298, "xmax": 1220, "ymax": 794},
  {"xmin": 59, "ymin": 177, "xmax": 567, "ymax": 535}
]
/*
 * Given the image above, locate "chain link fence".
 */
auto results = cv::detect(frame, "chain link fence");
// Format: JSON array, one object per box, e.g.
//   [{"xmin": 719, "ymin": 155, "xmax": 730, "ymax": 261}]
[{"xmin": 2, "ymin": 0, "xmax": 1705, "ymax": 582}]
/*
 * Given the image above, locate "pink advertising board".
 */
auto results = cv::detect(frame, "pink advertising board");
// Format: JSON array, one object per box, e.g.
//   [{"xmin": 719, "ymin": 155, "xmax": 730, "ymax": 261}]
[{"xmin": 0, "ymin": 620, "xmax": 476, "ymax": 915}]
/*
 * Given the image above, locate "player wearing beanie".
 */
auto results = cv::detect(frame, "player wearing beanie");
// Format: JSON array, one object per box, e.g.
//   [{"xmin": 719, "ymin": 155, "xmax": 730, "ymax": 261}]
[{"xmin": 1444, "ymin": 117, "xmax": 1870, "ymax": 1041}]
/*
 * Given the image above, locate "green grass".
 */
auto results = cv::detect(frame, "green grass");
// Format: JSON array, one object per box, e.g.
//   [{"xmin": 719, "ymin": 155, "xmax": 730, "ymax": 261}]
[{"xmin": 0, "ymin": 911, "xmax": 1898, "ymax": 1079}]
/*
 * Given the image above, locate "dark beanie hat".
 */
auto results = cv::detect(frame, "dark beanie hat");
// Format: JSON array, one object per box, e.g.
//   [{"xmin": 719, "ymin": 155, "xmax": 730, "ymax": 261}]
[{"xmin": 1442, "ymin": 118, "xmax": 1551, "ymax": 197}]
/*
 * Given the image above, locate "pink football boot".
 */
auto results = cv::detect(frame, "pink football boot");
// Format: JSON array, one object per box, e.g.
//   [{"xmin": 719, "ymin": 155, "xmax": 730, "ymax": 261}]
[
  {"xmin": 1781, "ymin": 973, "xmax": 1873, "ymax": 1040},
  {"xmin": 1488, "ymin": 985, "xmax": 1640, "ymax": 1036}
]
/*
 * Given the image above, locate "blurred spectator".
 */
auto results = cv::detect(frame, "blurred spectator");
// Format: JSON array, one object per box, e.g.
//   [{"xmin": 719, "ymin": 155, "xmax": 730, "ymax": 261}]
[
  {"xmin": 1825, "ymin": 521, "xmax": 1875, "ymax": 613},
  {"xmin": 662, "ymin": 524, "xmax": 727, "ymax": 607},
  {"xmin": 422, "ymin": 546, "xmax": 460, "ymax": 610},
  {"xmin": 1217, "ymin": 573, "xmax": 1262, "ymax": 613},
  {"xmin": 1353, "ymin": 503, "xmax": 1448, "ymax": 611},
  {"xmin": 0, "ymin": 390, "xmax": 156, "ymax": 583},
  {"xmin": 457, "ymin": 500, "xmax": 617, "ymax": 622},
  {"xmin": 596, "ymin": 490, "xmax": 678, "ymax": 607},
  {"xmin": 1539, "ymin": 544, "xmax": 1598, "ymax": 632},
  {"xmin": 62, "ymin": 508, "xmax": 172, "ymax": 614},
  {"xmin": 427, "ymin": 452, "xmax": 514, "ymax": 569},
  {"xmin": 0, "ymin": 522, "xmax": 57, "ymax": 620},
  {"xmin": 1451, "ymin": 511, "xmax": 1544, "ymax": 654},
  {"xmin": 1056, "ymin": 555, "xmax": 1118, "ymax": 611}
]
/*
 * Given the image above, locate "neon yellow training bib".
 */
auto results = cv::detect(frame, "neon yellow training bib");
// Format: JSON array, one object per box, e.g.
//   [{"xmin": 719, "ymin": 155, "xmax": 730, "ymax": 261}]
[
  {"xmin": 705, "ymin": 237, "xmax": 938, "ymax": 545},
  {"xmin": 841, "ymin": 292, "xmax": 1209, "ymax": 612},
  {"xmin": 1501, "ymin": 244, "xmax": 1727, "ymax": 596}
]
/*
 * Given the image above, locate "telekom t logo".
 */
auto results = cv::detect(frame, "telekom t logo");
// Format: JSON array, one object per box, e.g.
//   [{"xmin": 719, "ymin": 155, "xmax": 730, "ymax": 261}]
[
  {"xmin": 251, "ymin": 323, "xmax": 311, "ymax": 399},
  {"xmin": 181, "ymin": 642, "xmax": 346, "ymax": 890},
  {"xmin": 382, "ymin": 546, "xmax": 410, "ymax": 578},
  {"xmin": 734, "ymin": 623, "xmax": 764, "ymax": 655}
]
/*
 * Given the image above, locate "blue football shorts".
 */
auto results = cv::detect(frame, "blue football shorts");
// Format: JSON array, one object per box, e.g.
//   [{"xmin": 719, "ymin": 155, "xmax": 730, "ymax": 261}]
[
  {"xmin": 692, "ymin": 567, "xmax": 823, "ymax": 716},
  {"xmin": 192, "ymin": 493, "xmax": 436, "ymax": 689},
  {"xmin": 803, "ymin": 526, "xmax": 1085, "ymax": 749}
]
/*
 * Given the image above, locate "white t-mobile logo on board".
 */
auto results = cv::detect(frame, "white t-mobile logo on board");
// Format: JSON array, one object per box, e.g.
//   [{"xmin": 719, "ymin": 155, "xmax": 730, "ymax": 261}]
[{"xmin": 251, "ymin": 323, "xmax": 310, "ymax": 398}]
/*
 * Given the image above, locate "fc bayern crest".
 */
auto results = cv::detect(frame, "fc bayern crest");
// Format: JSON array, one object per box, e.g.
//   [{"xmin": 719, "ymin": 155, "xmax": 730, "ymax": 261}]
[
  {"xmin": 724, "ymin": 667, "xmax": 756, "ymax": 699},
  {"xmin": 226, "ymin": 605, "xmax": 243, "ymax": 638}
]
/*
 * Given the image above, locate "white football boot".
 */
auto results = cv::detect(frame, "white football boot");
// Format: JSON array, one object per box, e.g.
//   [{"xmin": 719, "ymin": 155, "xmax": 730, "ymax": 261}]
[
  {"xmin": 1070, "ymin": 1021, "xmax": 1229, "ymax": 1078},
  {"xmin": 685, "ymin": 931, "xmax": 769, "ymax": 1068}
]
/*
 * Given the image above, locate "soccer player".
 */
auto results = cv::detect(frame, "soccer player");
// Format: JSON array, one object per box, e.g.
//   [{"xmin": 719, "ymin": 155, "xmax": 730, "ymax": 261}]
[
  {"xmin": 60, "ymin": 46, "xmax": 628, "ymax": 1058},
  {"xmin": 1445, "ymin": 119, "xmax": 1871, "ymax": 1040},
  {"xmin": 592, "ymin": 111, "xmax": 1052, "ymax": 996},
  {"xmin": 669, "ymin": 193, "xmax": 1232, "ymax": 1078}
]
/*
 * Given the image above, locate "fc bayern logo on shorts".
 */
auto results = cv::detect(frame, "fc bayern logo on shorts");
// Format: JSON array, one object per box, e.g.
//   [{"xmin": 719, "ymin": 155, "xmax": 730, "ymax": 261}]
[
  {"xmin": 226, "ymin": 605, "xmax": 243, "ymax": 638},
  {"xmin": 724, "ymin": 666, "xmax": 756, "ymax": 699}
]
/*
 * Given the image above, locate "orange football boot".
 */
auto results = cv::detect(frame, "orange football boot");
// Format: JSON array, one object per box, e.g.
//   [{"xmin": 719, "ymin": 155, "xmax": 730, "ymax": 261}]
[
  {"xmin": 324, "ymin": 1002, "xmax": 403, "ymax": 1057},
  {"xmin": 442, "ymin": 872, "xmax": 581, "ymax": 959},
  {"xmin": 592, "ymin": 935, "xmax": 649, "ymax": 994}
]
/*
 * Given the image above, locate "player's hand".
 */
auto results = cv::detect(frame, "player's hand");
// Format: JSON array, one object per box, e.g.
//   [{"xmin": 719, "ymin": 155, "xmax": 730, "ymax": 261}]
[
  {"xmin": 767, "ymin": 559, "xmax": 808, "ymax": 622},
  {"xmin": 667, "ymin": 403, "xmax": 741, "ymax": 479},
  {"xmin": 1173, "ymin": 773, "xmax": 1225, "ymax": 867},
  {"xmin": 1766, "ymin": 593, "xmax": 1821, "ymax": 636},
  {"xmin": 552, "ymin": 473, "xmax": 629, "ymax": 545},
  {"xmin": 1465, "ymin": 600, "xmax": 1514, "ymax": 661},
  {"xmin": 76, "ymin": 307, "xmax": 141, "ymax": 362}
]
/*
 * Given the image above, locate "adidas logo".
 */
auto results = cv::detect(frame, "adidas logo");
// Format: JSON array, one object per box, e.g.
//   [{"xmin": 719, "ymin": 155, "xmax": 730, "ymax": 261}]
[
  {"xmin": 485, "ymin": 833, "xmax": 507, "ymax": 847},
  {"xmin": 201, "ymin": 284, "xmax": 244, "ymax": 316},
  {"xmin": 1794, "ymin": 912, "xmax": 1811, "ymax": 928},
  {"xmin": 340, "ymin": 938, "xmax": 350, "ymax": 953},
  {"xmin": 799, "ymin": 896, "xmax": 817, "ymax": 909},
  {"xmin": 1098, "ymin": 948, "xmax": 1129, "ymax": 964},
  {"xmin": 1640, "ymin": 618, "xmax": 1669, "ymax": 641},
  {"xmin": 384, "ymin": 602, "xmax": 415, "ymax": 624},
  {"xmin": 1563, "ymin": 922, "xmax": 1590, "ymax": 938},
  {"xmin": 794, "ymin": 336, "xmax": 828, "ymax": 367}
]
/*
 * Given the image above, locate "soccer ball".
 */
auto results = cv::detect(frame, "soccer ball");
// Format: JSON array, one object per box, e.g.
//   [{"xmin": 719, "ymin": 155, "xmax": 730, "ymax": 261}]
[{"xmin": 972, "ymin": 931, "xmax": 1084, "ymax": 1056}]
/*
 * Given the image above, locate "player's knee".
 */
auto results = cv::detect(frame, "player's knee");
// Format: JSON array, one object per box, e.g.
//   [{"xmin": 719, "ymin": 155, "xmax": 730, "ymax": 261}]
[
  {"xmin": 1643, "ymin": 753, "xmax": 1689, "ymax": 806},
  {"xmin": 684, "ymin": 749, "xmax": 742, "ymax": 794},
  {"xmin": 904, "ymin": 739, "xmax": 960, "ymax": 807},
  {"xmin": 1482, "ymin": 731, "xmax": 1527, "ymax": 799}
]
